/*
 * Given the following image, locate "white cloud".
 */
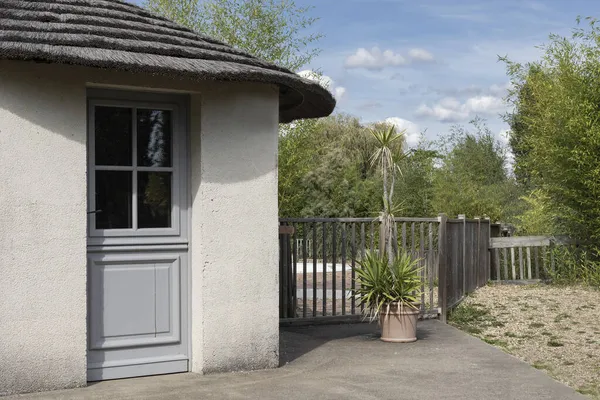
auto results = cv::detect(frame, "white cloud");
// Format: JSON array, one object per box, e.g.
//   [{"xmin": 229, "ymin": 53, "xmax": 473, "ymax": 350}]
[
  {"xmin": 498, "ymin": 129, "xmax": 510, "ymax": 145},
  {"xmin": 345, "ymin": 47, "xmax": 435, "ymax": 70},
  {"xmin": 408, "ymin": 48, "xmax": 435, "ymax": 62},
  {"xmin": 415, "ymin": 95, "xmax": 506, "ymax": 123},
  {"xmin": 298, "ymin": 70, "xmax": 346, "ymax": 100},
  {"xmin": 415, "ymin": 97, "xmax": 469, "ymax": 123},
  {"xmin": 465, "ymin": 95, "xmax": 505, "ymax": 113},
  {"xmin": 384, "ymin": 117, "xmax": 421, "ymax": 147},
  {"xmin": 334, "ymin": 87, "xmax": 346, "ymax": 99},
  {"xmin": 345, "ymin": 47, "xmax": 407, "ymax": 70}
]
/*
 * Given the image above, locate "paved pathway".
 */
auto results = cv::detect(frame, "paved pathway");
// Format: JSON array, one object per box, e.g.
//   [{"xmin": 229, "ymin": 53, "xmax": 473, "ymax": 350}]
[{"xmin": 9, "ymin": 321, "xmax": 584, "ymax": 399}]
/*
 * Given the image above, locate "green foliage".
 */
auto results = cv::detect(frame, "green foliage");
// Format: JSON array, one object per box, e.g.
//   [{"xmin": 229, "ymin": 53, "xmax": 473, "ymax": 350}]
[
  {"xmin": 432, "ymin": 118, "xmax": 519, "ymax": 221},
  {"xmin": 278, "ymin": 115, "xmax": 519, "ymax": 220},
  {"xmin": 547, "ymin": 246, "xmax": 600, "ymax": 287},
  {"xmin": 503, "ymin": 18, "xmax": 600, "ymax": 242},
  {"xmin": 278, "ymin": 119, "xmax": 321, "ymax": 217},
  {"xmin": 144, "ymin": 0, "xmax": 322, "ymax": 71},
  {"xmin": 448, "ymin": 302, "xmax": 502, "ymax": 335},
  {"xmin": 353, "ymin": 250, "xmax": 421, "ymax": 321},
  {"xmin": 515, "ymin": 189, "xmax": 556, "ymax": 235},
  {"xmin": 394, "ymin": 146, "xmax": 437, "ymax": 217},
  {"xmin": 278, "ymin": 114, "xmax": 384, "ymax": 218}
]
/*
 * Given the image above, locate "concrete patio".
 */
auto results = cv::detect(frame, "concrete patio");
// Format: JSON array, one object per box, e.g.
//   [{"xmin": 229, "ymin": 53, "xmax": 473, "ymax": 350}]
[{"xmin": 8, "ymin": 320, "xmax": 584, "ymax": 400}]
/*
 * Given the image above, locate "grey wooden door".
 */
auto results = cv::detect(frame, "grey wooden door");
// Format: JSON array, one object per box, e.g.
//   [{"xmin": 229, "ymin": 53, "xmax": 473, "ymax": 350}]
[{"xmin": 86, "ymin": 91, "xmax": 189, "ymax": 381}]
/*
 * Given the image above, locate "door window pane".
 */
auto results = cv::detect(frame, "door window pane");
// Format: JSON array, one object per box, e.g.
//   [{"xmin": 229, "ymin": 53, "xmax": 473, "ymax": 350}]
[
  {"xmin": 95, "ymin": 106, "xmax": 132, "ymax": 166},
  {"xmin": 138, "ymin": 172, "xmax": 172, "ymax": 228},
  {"xmin": 96, "ymin": 171, "xmax": 133, "ymax": 229},
  {"xmin": 137, "ymin": 109, "xmax": 172, "ymax": 167}
]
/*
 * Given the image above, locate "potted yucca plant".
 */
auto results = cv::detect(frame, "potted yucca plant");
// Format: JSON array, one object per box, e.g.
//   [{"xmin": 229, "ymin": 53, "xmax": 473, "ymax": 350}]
[
  {"xmin": 356, "ymin": 124, "xmax": 421, "ymax": 342},
  {"xmin": 354, "ymin": 249, "xmax": 421, "ymax": 342}
]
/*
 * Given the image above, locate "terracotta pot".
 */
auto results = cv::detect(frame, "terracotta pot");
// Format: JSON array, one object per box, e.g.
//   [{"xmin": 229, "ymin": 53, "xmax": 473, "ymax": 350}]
[{"xmin": 379, "ymin": 302, "xmax": 419, "ymax": 343}]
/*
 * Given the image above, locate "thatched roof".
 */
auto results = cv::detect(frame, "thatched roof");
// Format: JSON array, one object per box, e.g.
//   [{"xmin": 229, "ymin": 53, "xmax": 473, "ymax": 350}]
[{"xmin": 0, "ymin": 0, "xmax": 335, "ymax": 122}]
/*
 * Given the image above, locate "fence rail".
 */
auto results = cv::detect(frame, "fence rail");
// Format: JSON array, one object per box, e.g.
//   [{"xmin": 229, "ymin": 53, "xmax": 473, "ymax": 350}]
[{"xmin": 489, "ymin": 235, "xmax": 576, "ymax": 281}]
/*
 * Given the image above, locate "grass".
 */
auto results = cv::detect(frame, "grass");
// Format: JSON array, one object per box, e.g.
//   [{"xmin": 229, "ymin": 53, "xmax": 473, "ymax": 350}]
[
  {"xmin": 449, "ymin": 303, "xmax": 501, "ymax": 333},
  {"xmin": 483, "ymin": 337, "xmax": 509, "ymax": 348},
  {"xmin": 533, "ymin": 361, "xmax": 553, "ymax": 371},
  {"xmin": 578, "ymin": 386, "xmax": 600, "ymax": 398}
]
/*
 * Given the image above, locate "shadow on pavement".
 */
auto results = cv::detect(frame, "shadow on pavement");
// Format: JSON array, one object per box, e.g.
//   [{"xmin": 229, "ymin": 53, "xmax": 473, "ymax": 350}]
[{"xmin": 279, "ymin": 321, "xmax": 432, "ymax": 365}]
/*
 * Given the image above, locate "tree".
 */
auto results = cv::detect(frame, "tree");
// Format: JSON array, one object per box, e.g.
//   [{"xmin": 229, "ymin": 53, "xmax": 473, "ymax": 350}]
[
  {"xmin": 281, "ymin": 114, "xmax": 382, "ymax": 218},
  {"xmin": 515, "ymin": 189, "xmax": 556, "ymax": 235},
  {"xmin": 504, "ymin": 17, "xmax": 600, "ymax": 241},
  {"xmin": 394, "ymin": 144, "xmax": 437, "ymax": 218},
  {"xmin": 144, "ymin": 0, "xmax": 322, "ymax": 71},
  {"xmin": 503, "ymin": 65, "xmax": 543, "ymax": 187},
  {"xmin": 432, "ymin": 118, "xmax": 518, "ymax": 221},
  {"xmin": 278, "ymin": 118, "xmax": 320, "ymax": 217}
]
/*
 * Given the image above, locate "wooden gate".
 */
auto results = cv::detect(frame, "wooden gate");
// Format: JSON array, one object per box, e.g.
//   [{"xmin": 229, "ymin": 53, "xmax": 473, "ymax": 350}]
[
  {"xmin": 279, "ymin": 215, "xmax": 503, "ymax": 324},
  {"xmin": 279, "ymin": 217, "xmax": 441, "ymax": 323}
]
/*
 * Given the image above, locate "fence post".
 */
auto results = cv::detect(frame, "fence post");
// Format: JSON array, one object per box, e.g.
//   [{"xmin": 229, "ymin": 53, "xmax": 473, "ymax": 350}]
[
  {"xmin": 279, "ymin": 224, "xmax": 295, "ymax": 318},
  {"xmin": 484, "ymin": 217, "xmax": 491, "ymax": 283},
  {"xmin": 490, "ymin": 222, "xmax": 501, "ymax": 281},
  {"xmin": 458, "ymin": 214, "xmax": 466, "ymax": 298},
  {"xmin": 438, "ymin": 213, "xmax": 448, "ymax": 323},
  {"xmin": 474, "ymin": 217, "xmax": 480, "ymax": 286}
]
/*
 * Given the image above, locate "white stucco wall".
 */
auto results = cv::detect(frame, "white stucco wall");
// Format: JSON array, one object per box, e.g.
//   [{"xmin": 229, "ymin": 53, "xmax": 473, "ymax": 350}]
[
  {"xmin": 190, "ymin": 85, "xmax": 280, "ymax": 373},
  {"xmin": 0, "ymin": 60, "xmax": 280, "ymax": 394},
  {"xmin": 0, "ymin": 61, "xmax": 88, "ymax": 395}
]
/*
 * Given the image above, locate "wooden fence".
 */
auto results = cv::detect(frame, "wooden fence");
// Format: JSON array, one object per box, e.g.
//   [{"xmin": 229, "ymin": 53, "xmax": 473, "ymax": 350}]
[
  {"xmin": 438, "ymin": 216, "xmax": 496, "ymax": 321},
  {"xmin": 279, "ymin": 216, "xmax": 578, "ymax": 324},
  {"xmin": 279, "ymin": 214, "xmax": 504, "ymax": 324},
  {"xmin": 489, "ymin": 235, "xmax": 576, "ymax": 281},
  {"xmin": 279, "ymin": 217, "xmax": 441, "ymax": 322}
]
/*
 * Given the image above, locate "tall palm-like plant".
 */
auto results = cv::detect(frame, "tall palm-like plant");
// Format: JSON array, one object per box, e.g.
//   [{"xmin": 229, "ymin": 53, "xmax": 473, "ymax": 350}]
[{"xmin": 370, "ymin": 125, "xmax": 406, "ymax": 261}]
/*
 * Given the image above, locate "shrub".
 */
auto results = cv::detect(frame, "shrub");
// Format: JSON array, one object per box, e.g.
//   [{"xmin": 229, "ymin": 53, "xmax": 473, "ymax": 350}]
[{"xmin": 546, "ymin": 246, "xmax": 600, "ymax": 288}]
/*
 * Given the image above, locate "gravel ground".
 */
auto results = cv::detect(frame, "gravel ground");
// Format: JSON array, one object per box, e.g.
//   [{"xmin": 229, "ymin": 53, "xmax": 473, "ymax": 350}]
[{"xmin": 451, "ymin": 284, "xmax": 600, "ymax": 398}]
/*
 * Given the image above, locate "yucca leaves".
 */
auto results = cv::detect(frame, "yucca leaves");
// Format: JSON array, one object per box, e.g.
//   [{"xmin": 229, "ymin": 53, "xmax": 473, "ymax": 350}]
[{"xmin": 353, "ymin": 250, "xmax": 422, "ymax": 321}]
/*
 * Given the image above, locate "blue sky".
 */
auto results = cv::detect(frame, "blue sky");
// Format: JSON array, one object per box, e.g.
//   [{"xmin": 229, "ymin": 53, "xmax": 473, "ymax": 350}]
[{"xmin": 131, "ymin": 0, "xmax": 600, "ymax": 147}]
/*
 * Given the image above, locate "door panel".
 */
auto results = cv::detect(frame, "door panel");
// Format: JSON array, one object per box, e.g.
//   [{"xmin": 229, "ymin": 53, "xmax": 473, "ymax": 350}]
[
  {"xmin": 87, "ymin": 91, "xmax": 189, "ymax": 382},
  {"xmin": 87, "ymin": 251, "xmax": 188, "ymax": 381},
  {"xmin": 88, "ymin": 254, "xmax": 181, "ymax": 350},
  {"xmin": 97, "ymin": 263, "xmax": 156, "ymax": 340}
]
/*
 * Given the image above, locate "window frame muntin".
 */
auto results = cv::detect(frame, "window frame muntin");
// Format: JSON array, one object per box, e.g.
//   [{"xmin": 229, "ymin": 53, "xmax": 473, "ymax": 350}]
[{"xmin": 88, "ymin": 98, "xmax": 183, "ymax": 238}]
